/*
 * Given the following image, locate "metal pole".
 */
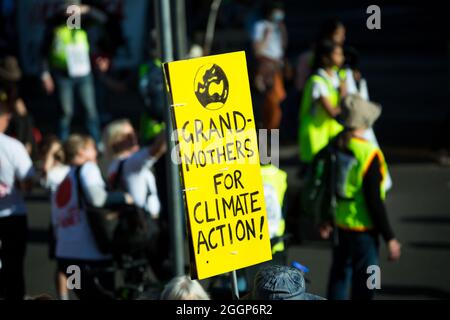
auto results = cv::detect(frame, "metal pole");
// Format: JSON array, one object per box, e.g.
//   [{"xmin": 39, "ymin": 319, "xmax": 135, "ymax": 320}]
[
  {"xmin": 173, "ymin": 0, "xmax": 188, "ymax": 60},
  {"xmin": 230, "ymin": 270, "xmax": 240, "ymax": 300},
  {"xmin": 204, "ymin": 0, "xmax": 222, "ymax": 55},
  {"xmin": 155, "ymin": 0, "xmax": 185, "ymax": 277}
]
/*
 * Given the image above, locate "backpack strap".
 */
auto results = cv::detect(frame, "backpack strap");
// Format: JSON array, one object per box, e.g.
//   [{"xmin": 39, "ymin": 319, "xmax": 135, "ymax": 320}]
[
  {"xmin": 75, "ymin": 165, "xmax": 86, "ymax": 210},
  {"xmin": 111, "ymin": 159, "xmax": 126, "ymax": 191}
]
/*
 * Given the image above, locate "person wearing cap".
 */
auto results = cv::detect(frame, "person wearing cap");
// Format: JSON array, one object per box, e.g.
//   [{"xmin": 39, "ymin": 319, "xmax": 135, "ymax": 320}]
[
  {"xmin": 249, "ymin": 265, "xmax": 324, "ymax": 300},
  {"xmin": 40, "ymin": 0, "xmax": 107, "ymax": 145},
  {"xmin": 322, "ymin": 94, "xmax": 401, "ymax": 300}
]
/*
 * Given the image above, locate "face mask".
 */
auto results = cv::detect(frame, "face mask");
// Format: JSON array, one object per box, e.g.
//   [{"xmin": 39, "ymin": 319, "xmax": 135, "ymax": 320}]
[{"xmin": 271, "ymin": 11, "xmax": 285, "ymax": 23}]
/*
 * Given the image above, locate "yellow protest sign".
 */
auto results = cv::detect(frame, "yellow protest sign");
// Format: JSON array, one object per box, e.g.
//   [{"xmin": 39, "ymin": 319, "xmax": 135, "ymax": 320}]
[{"xmin": 164, "ymin": 51, "xmax": 272, "ymax": 280}]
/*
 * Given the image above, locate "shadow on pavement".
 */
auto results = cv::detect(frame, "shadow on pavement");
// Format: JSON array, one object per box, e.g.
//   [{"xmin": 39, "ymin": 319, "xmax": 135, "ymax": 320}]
[
  {"xmin": 407, "ymin": 242, "xmax": 450, "ymax": 250},
  {"xmin": 380, "ymin": 285, "xmax": 450, "ymax": 299},
  {"xmin": 401, "ymin": 216, "xmax": 450, "ymax": 224}
]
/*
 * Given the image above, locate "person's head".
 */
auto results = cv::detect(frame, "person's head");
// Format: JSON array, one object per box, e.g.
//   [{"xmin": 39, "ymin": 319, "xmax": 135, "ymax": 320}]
[
  {"xmin": 0, "ymin": 90, "xmax": 12, "ymax": 133},
  {"xmin": 63, "ymin": 134, "xmax": 97, "ymax": 166},
  {"xmin": 161, "ymin": 276, "xmax": 210, "ymax": 300},
  {"xmin": 338, "ymin": 94, "xmax": 382, "ymax": 131},
  {"xmin": 251, "ymin": 265, "xmax": 325, "ymax": 300},
  {"xmin": 262, "ymin": 2, "xmax": 285, "ymax": 23},
  {"xmin": 313, "ymin": 40, "xmax": 344, "ymax": 71},
  {"xmin": 343, "ymin": 46, "xmax": 360, "ymax": 71},
  {"xmin": 40, "ymin": 135, "xmax": 65, "ymax": 164},
  {"xmin": 317, "ymin": 18, "xmax": 346, "ymax": 45},
  {"xmin": 103, "ymin": 119, "xmax": 139, "ymax": 159}
]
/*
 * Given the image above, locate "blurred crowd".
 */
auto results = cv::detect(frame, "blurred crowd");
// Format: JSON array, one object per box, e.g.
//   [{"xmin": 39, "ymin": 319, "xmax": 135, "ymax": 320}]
[{"xmin": 0, "ymin": 0, "xmax": 415, "ymax": 301}]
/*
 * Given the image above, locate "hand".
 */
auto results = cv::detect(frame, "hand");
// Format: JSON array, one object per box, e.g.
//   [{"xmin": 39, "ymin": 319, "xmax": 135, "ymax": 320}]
[
  {"xmin": 125, "ymin": 193, "xmax": 134, "ymax": 205},
  {"xmin": 388, "ymin": 239, "xmax": 401, "ymax": 261},
  {"xmin": 42, "ymin": 75, "xmax": 55, "ymax": 95},
  {"xmin": 95, "ymin": 56, "xmax": 111, "ymax": 73},
  {"xmin": 150, "ymin": 132, "xmax": 167, "ymax": 160},
  {"xmin": 80, "ymin": 5, "xmax": 90, "ymax": 15},
  {"xmin": 319, "ymin": 223, "xmax": 333, "ymax": 240},
  {"xmin": 14, "ymin": 99, "xmax": 28, "ymax": 116}
]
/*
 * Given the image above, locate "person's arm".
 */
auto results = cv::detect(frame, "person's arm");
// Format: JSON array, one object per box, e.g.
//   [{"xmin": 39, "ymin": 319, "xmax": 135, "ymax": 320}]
[
  {"xmin": 126, "ymin": 133, "xmax": 167, "ymax": 173},
  {"xmin": 312, "ymin": 79, "xmax": 341, "ymax": 118},
  {"xmin": 80, "ymin": 5, "xmax": 108, "ymax": 24},
  {"xmin": 363, "ymin": 154, "xmax": 401, "ymax": 260},
  {"xmin": 318, "ymin": 96, "xmax": 341, "ymax": 118},
  {"xmin": 80, "ymin": 162, "xmax": 131, "ymax": 207},
  {"xmin": 13, "ymin": 141, "xmax": 35, "ymax": 193}
]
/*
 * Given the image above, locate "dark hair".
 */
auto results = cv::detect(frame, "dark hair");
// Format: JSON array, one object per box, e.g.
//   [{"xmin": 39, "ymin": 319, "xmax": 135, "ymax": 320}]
[
  {"xmin": 312, "ymin": 40, "xmax": 340, "ymax": 71},
  {"xmin": 40, "ymin": 135, "xmax": 65, "ymax": 163},
  {"xmin": 344, "ymin": 46, "xmax": 360, "ymax": 70},
  {"xmin": 317, "ymin": 18, "xmax": 345, "ymax": 43},
  {"xmin": 261, "ymin": 1, "xmax": 284, "ymax": 19}
]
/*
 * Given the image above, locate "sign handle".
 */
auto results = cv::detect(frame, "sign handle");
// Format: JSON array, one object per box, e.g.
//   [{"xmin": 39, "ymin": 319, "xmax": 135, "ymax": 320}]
[{"xmin": 230, "ymin": 270, "xmax": 240, "ymax": 300}]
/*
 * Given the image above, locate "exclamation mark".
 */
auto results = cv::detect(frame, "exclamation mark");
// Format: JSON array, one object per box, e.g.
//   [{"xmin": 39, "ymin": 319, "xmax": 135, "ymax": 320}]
[{"xmin": 259, "ymin": 216, "xmax": 265, "ymax": 240}]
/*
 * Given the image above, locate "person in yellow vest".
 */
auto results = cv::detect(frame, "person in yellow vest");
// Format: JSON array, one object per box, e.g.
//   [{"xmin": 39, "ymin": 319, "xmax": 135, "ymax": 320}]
[
  {"xmin": 321, "ymin": 94, "xmax": 401, "ymax": 300},
  {"xmin": 298, "ymin": 40, "xmax": 346, "ymax": 168},
  {"xmin": 243, "ymin": 141, "xmax": 288, "ymax": 293},
  {"xmin": 261, "ymin": 163, "xmax": 288, "ymax": 258},
  {"xmin": 40, "ymin": 1, "xmax": 107, "ymax": 145}
]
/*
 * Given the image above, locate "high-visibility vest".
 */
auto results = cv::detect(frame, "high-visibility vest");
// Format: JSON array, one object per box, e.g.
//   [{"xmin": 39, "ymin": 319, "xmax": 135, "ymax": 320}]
[
  {"xmin": 261, "ymin": 165, "xmax": 287, "ymax": 254},
  {"xmin": 335, "ymin": 137, "xmax": 388, "ymax": 231},
  {"xmin": 298, "ymin": 74, "xmax": 343, "ymax": 163},
  {"xmin": 50, "ymin": 25, "xmax": 90, "ymax": 70}
]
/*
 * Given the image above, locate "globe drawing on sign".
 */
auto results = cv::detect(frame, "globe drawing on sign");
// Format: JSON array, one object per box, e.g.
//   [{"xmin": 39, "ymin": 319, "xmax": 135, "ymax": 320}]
[{"xmin": 194, "ymin": 64, "xmax": 229, "ymax": 110}]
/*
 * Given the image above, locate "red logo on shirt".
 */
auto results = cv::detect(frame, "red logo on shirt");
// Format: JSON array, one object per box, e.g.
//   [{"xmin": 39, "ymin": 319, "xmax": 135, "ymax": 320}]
[{"xmin": 55, "ymin": 177, "xmax": 72, "ymax": 208}]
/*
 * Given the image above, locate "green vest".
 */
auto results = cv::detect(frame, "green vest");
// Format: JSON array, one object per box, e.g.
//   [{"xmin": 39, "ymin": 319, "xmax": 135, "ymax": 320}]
[
  {"xmin": 261, "ymin": 165, "xmax": 287, "ymax": 254},
  {"xmin": 298, "ymin": 74, "xmax": 343, "ymax": 163},
  {"xmin": 50, "ymin": 26, "xmax": 90, "ymax": 70},
  {"xmin": 335, "ymin": 137, "xmax": 388, "ymax": 231}
]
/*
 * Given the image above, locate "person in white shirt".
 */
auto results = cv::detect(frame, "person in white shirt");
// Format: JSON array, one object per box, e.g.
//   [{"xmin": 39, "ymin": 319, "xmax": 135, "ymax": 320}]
[
  {"xmin": 52, "ymin": 133, "xmax": 132, "ymax": 299},
  {"xmin": 103, "ymin": 119, "xmax": 166, "ymax": 278},
  {"xmin": 0, "ymin": 98, "xmax": 35, "ymax": 300},
  {"xmin": 252, "ymin": 2, "xmax": 287, "ymax": 130},
  {"xmin": 39, "ymin": 135, "xmax": 70, "ymax": 300}
]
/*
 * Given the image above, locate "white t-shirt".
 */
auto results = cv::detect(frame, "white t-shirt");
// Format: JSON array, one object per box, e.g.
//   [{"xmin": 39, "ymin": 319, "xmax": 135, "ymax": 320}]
[
  {"xmin": 253, "ymin": 20, "xmax": 284, "ymax": 61},
  {"xmin": 311, "ymin": 68, "xmax": 340, "ymax": 100},
  {"xmin": 52, "ymin": 162, "xmax": 111, "ymax": 261},
  {"xmin": 107, "ymin": 147, "xmax": 160, "ymax": 219},
  {"xmin": 0, "ymin": 133, "xmax": 35, "ymax": 218},
  {"xmin": 43, "ymin": 165, "xmax": 70, "ymax": 193}
]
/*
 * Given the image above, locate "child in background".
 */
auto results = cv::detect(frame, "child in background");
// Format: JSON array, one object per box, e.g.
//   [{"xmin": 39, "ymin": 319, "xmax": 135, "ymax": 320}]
[
  {"xmin": 298, "ymin": 40, "xmax": 345, "ymax": 166},
  {"xmin": 39, "ymin": 135, "xmax": 70, "ymax": 300}
]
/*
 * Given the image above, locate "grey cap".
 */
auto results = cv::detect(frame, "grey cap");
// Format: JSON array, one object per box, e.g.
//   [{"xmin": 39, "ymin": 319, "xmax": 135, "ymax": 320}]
[
  {"xmin": 338, "ymin": 94, "xmax": 382, "ymax": 129},
  {"xmin": 251, "ymin": 265, "xmax": 325, "ymax": 300}
]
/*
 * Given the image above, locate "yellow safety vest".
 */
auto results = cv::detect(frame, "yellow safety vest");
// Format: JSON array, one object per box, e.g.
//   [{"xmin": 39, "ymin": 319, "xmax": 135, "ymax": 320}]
[
  {"xmin": 335, "ymin": 137, "xmax": 388, "ymax": 231},
  {"xmin": 261, "ymin": 165, "xmax": 287, "ymax": 254},
  {"xmin": 50, "ymin": 25, "xmax": 90, "ymax": 70},
  {"xmin": 298, "ymin": 74, "xmax": 343, "ymax": 163}
]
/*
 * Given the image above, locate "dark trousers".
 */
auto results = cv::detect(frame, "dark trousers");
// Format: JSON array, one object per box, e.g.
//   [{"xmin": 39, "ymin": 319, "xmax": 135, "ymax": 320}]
[
  {"xmin": 327, "ymin": 228, "xmax": 379, "ymax": 300},
  {"xmin": 54, "ymin": 72, "xmax": 101, "ymax": 143},
  {"xmin": 0, "ymin": 215, "xmax": 28, "ymax": 300},
  {"xmin": 57, "ymin": 259, "xmax": 114, "ymax": 300}
]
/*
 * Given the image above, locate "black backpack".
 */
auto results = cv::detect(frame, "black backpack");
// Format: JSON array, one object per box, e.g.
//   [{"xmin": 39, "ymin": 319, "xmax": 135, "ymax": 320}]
[
  {"xmin": 301, "ymin": 141, "xmax": 338, "ymax": 227},
  {"xmin": 75, "ymin": 162, "xmax": 157, "ymax": 257}
]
